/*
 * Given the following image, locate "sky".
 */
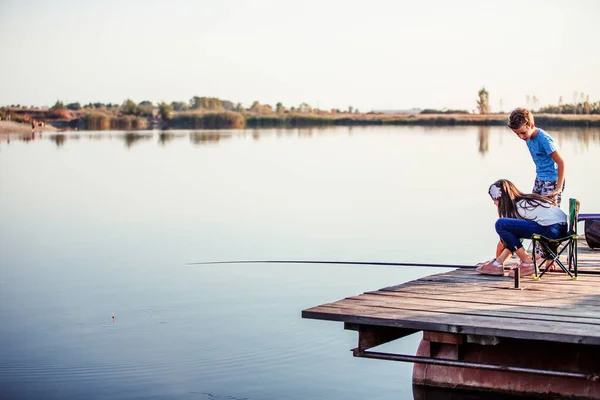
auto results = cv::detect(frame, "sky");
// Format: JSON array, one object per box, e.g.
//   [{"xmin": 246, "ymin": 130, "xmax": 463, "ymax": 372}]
[{"xmin": 1, "ymin": 0, "xmax": 599, "ymax": 112}]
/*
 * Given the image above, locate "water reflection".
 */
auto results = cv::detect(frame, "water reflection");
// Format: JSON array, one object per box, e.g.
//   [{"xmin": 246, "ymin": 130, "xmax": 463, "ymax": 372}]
[
  {"xmin": 298, "ymin": 127, "xmax": 315, "ymax": 137},
  {"xmin": 190, "ymin": 131, "xmax": 232, "ymax": 145},
  {"xmin": 477, "ymin": 126, "xmax": 489, "ymax": 155},
  {"xmin": 123, "ymin": 132, "xmax": 153, "ymax": 148},
  {"xmin": 2, "ymin": 127, "xmax": 600, "ymax": 152},
  {"xmin": 54, "ymin": 134, "xmax": 66, "ymax": 147},
  {"xmin": 159, "ymin": 130, "xmax": 190, "ymax": 146},
  {"xmin": 158, "ymin": 131, "xmax": 174, "ymax": 146}
]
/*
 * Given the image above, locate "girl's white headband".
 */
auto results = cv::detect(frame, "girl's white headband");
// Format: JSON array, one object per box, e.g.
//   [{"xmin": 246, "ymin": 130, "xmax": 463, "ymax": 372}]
[{"xmin": 489, "ymin": 185, "xmax": 502, "ymax": 199}]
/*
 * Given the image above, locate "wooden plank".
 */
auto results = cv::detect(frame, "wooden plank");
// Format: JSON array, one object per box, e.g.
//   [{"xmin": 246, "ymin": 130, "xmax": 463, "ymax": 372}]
[
  {"xmin": 451, "ymin": 272, "xmax": 600, "ymax": 288},
  {"xmin": 379, "ymin": 282, "xmax": 493, "ymax": 294},
  {"xmin": 413, "ymin": 273, "xmax": 600, "ymax": 291},
  {"xmin": 420, "ymin": 275, "xmax": 600, "ymax": 293},
  {"xmin": 342, "ymin": 295, "xmax": 600, "ymax": 326},
  {"xmin": 364, "ymin": 291, "xmax": 600, "ymax": 317},
  {"xmin": 415, "ymin": 273, "xmax": 600, "ymax": 292},
  {"xmin": 380, "ymin": 278, "xmax": 596, "ymax": 295},
  {"xmin": 342, "ymin": 295, "xmax": 600, "ymax": 325},
  {"xmin": 382, "ymin": 278, "xmax": 600, "ymax": 297},
  {"xmin": 309, "ymin": 301, "xmax": 600, "ymax": 341},
  {"xmin": 311, "ymin": 297, "xmax": 600, "ymax": 329},
  {"xmin": 417, "ymin": 273, "xmax": 600, "ymax": 294},
  {"xmin": 375, "ymin": 289, "xmax": 600, "ymax": 310},
  {"xmin": 442, "ymin": 267, "xmax": 600, "ymax": 282},
  {"xmin": 303, "ymin": 304, "xmax": 600, "ymax": 345},
  {"xmin": 412, "ymin": 281, "xmax": 600, "ymax": 297},
  {"xmin": 374, "ymin": 287, "xmax": 600, "ymax": 308}
]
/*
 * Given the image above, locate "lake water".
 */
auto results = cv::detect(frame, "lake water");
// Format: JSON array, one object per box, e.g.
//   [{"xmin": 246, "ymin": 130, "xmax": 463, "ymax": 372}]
[{"xmin": 1, "ymin": 126, "xmax": 599, "ymax": 400}]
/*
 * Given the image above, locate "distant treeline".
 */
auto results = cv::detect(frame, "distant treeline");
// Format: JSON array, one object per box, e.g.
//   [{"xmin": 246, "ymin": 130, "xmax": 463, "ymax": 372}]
[
  {"xmin": 82, "ymin": 113, "xmax": 148, "ymax": 130},
  {"xmin": 245, "ymin": 114, "xmax": 600, "ymax": 128},
  {"xmin": 538, "ymin": 101, "xmax": 600, "ymax": 115},
  {"xmin": 2, "ymin": 94, "xmax": 600, "ymax": 130},
  {"xmin": 169, "ymin": 112, "xmax": 245, "ymax": 129},
  {"xmin": 420, "ymin": 109, "xmax": 470, "ymax": 114}
]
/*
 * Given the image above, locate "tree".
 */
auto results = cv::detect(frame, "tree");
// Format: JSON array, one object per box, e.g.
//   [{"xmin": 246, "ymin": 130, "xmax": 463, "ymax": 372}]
[
  {"xmin": 476, "ymin": 87, "xmax": 490, "ymax": 114},
  {"xmin": 66, "ymin": 102, "xmax": 81, "ymax": 111},
  {"xmin": 558, "ymin": 96, "xmax": 563, "ymax": 114},
  {"xmin": 50, "ymin": 100, "xmax": 66, "ymax": 111},
  {"xmin": 584, "ymin": 95, "xmax": 591, "ymax": 114},
  {"xmin": 207, "ymin": 98, "xmax": 223, "ymax": 110},
  {"xmin": 158, "ymin": 102, "xmax": 173, "ymax": 119},
  {"xmin": 121, "ymin": 98, "xmax": 139, "ymax": 115},
  {"xmin": 298, "ymin": 103, "xmax": 312, "ymax": 113},
  {"xmin": 171, "ymin": 101, "xmax": 188, "ymax": 112},
  {"xmin": 276, "ymin": 102, "xmax": 285, "ymax": 114},
  {"xmin": 190, "ymin": 96, "xmax": 222, "ymax": 110},
  {"xmin": 189, "ymin": 96, "xmax": 204, "ymax": 110},
  {"xmin": 249, "ymin": 101, "xmax": 261, "ymax": 112},
  {"xmin": 138, "ymin": 100, "xmax": 154, "ymax": 116}
]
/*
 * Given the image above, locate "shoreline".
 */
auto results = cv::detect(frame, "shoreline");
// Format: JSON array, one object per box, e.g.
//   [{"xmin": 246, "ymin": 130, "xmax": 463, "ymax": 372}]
[
  {"xmin": 245, "ymin": 112, "xmax": 600, "ymax": 128},
  {"xmin": 0, "ymin": 120, "xmax": 58, "ymax": 134},
  {"xmin": 2, "ymin": 113, "xmax": 600, "ymax": 135}
]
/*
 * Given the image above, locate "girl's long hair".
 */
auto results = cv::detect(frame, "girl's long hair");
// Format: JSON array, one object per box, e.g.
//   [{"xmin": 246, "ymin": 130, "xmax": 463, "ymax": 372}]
[{"xmin": 489, "ymin": 179, "xmax": 556, "ymax": 219}]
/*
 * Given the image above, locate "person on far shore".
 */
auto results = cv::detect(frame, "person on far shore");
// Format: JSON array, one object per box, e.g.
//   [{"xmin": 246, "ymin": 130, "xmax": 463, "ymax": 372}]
[{"xmin": 477, "ymin": 179, "xmax": 567, "ymax": 277}]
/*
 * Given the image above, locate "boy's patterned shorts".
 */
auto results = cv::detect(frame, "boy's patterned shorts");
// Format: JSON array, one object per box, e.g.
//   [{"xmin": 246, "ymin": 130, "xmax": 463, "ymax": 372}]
[{"xmin": 532, "ymin": 178, "xmax": 564, "ymax": 206}]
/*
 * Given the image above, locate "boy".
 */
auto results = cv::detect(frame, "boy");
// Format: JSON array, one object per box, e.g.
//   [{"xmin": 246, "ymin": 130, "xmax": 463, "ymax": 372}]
[{"xmin": 508, "ymin": 108, "xmax": 565, "ymax": 206}]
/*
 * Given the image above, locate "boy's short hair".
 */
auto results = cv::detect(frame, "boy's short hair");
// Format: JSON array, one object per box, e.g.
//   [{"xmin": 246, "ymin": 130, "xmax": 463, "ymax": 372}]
[{"xmin": 508, "ymin": 108, "xmax": 535, "ymax": 129}]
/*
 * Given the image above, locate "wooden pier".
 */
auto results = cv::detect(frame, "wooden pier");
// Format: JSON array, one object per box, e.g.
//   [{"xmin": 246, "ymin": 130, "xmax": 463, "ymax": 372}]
[{"xmin": 302, "ymin": 236, "xmax": 600, "ymax": 398}]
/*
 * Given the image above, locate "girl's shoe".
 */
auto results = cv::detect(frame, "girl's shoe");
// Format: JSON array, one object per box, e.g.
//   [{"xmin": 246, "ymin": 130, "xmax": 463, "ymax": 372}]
[
  {"xmin": 508, "ymin": 262, "xmax": 535, "ymax": 277},
  {"xmin": 476, "ymin": 259, "xmax": 505, "ymax": 276}
]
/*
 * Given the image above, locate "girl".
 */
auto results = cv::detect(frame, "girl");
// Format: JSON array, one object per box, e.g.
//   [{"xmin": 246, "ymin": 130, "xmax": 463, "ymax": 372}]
[{"xmin": 476, "ymin": 179, "xmax": 567, "ymax": 277}]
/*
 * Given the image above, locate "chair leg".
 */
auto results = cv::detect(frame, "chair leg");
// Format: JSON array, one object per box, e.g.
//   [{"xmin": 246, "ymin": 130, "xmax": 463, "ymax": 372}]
[
  {"xmin": 538, "ymin": 242, "xmax": 552, "ymax": 279},
  {"xmin": 566, "ymin": 239, "xmax": 577, "ymax": 280},
  {"xmin": 568, "ymin": 240, "xmax": 573, "ymax": 272},
  {"xmin": 573, "ymin": 239, "xmax": 578, "ymax": 279}
]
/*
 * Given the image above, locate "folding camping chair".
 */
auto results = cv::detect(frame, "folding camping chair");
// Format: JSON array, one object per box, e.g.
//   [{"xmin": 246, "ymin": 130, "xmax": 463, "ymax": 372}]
[{"xmin": 533, "ymin": 198, "xmax": 580, "ymax": 280}]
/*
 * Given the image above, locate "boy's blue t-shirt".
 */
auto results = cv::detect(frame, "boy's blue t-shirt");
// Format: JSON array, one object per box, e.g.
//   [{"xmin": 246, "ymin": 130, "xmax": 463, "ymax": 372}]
[{"xmin": 526, "ymin": 128, "xmax": 558, "ymax": 181}]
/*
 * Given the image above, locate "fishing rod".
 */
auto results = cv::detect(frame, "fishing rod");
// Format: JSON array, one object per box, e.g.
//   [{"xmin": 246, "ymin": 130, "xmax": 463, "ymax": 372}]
[
  {"xmin": 187, "ymin": 260, "xmax": 600, "ymax": 275},
  {"xmin": 188, "ymin": 260, "xmax": 478, "ymax": 269}
]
